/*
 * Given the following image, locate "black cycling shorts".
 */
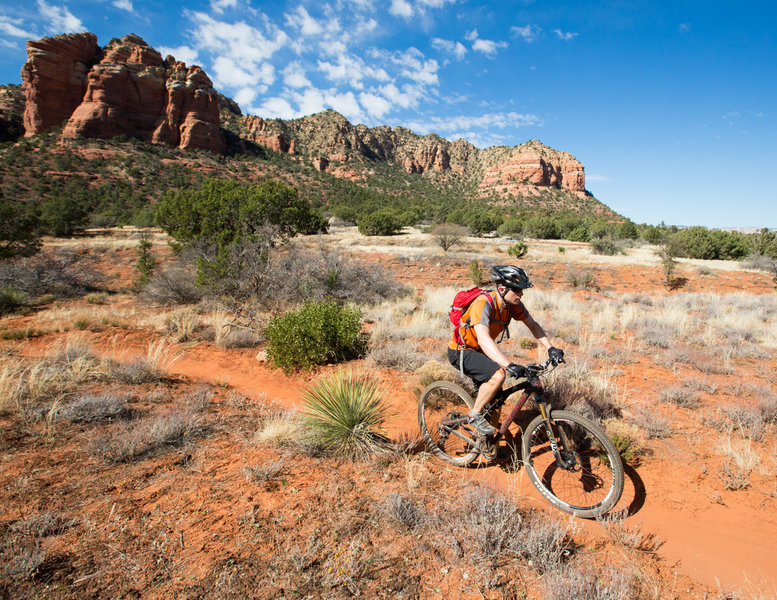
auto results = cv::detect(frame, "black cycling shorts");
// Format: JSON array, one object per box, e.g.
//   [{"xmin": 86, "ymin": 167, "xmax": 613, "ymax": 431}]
[{"xmin": 448, "ymin": 348, "xmax": 502, "ymax": 388}]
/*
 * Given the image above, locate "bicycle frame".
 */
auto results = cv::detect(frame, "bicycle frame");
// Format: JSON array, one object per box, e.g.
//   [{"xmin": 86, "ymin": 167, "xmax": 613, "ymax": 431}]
[{"xmin": 468, "ymin": 364, "xmax": 579, "ymax": 470}]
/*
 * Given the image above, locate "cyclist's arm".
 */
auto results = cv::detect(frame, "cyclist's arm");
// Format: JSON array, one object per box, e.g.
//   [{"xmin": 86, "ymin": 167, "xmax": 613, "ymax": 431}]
[
  {"xmin": 474, "ymin": 323, "xmax": 511, "ymax": 369},
  {"xmin": 522, "ymin": 314, "xmax": 553, "ymax": 352}
]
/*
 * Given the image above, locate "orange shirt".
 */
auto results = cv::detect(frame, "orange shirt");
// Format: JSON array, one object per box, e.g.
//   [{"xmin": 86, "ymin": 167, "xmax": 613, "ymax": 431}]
[{"xmin": 448, "ymin": 291, "xmax": 530, "ymax": 351}]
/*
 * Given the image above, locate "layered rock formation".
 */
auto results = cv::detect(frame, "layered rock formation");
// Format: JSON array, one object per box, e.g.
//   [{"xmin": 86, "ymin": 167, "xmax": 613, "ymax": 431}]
[
  {"xmin": 18, "ymin": 32, "xmax": 587, "ymax": 198},
  {"xmin": 242, "ymin": 115, "xmax": 294, "ymax": 154},
  {"xmin": 237, "ymin": 109, "xmax": 586, "ymax": 197},
  {"xmin": 479, "ymin": 140, "xmax": 586, "ymax": 196},
  {"xmin": 21, "ymin": 33, "xmax": 224, "ymax": 152},
  {"xmin": 21, "ymin": 33, "xmax": 100, "ymax": 136}
]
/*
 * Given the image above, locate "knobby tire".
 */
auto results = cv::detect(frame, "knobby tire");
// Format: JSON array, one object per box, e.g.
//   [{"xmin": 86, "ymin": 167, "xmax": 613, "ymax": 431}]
[
  {"xmin": 522, "ymin": 410, "xmax": 624, "ymax": 518},
  {"xmin": 417, "ymin": 381, "xmax": 480, "ymax": 467}
]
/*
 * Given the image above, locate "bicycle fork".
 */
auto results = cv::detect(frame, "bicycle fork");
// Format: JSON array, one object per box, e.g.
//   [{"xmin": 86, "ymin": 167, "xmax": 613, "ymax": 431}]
[{"xmin": 538, "ymin": 401, "xmax": 579, "ymax": 471}]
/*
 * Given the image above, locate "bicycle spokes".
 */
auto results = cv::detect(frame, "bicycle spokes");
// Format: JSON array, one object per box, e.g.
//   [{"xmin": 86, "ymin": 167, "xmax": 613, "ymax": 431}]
[{"xmin": 524, "ymin": 413, "xmax": 623, "ymax": 516}]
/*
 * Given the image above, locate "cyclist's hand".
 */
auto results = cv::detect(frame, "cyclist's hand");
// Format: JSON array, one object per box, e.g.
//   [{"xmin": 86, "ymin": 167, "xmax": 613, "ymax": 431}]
[
  {"xmin": 506, "ymin": 362, "xmax": 528, "ymax": 379},
  {"xmin": 548, "ymin": 347, "xmax": 565, "ymax": 365}
]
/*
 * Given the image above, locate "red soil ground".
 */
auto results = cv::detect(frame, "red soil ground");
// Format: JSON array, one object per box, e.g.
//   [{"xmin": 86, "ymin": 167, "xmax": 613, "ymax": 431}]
[{"xmin": 2, "ymin": 232, "xmax": 776, "ymax": 597}]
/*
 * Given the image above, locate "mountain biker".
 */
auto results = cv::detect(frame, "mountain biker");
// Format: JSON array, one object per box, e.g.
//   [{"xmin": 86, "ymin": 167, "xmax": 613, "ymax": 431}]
[{"xmin": 448, "ymin": 265, "xmax": 564, "ymax": 436}]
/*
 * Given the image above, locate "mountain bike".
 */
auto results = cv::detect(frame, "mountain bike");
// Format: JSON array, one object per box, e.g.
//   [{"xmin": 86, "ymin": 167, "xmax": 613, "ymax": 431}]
[{"xmin": 417, "ymin": 358, "xmax": 624, "ymax": 518}]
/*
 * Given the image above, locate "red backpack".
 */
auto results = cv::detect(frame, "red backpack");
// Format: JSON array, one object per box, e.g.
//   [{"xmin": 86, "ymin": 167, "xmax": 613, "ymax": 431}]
[{"xmin": 449, "ymin": 287, "xmax": 496, "ymax": 347}]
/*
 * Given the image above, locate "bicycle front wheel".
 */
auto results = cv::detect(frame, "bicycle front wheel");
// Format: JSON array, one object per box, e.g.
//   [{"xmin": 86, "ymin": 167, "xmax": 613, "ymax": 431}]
[
  {"xmin": 522, "ymin": 410, "xmax": 624, "ymax": 518},
  {"xmin": 418, "ymin": 381, "xmax": 479, "ymax": 467}
]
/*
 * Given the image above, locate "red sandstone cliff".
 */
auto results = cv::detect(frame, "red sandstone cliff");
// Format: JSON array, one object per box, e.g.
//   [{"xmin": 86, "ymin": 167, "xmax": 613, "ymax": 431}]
[{"xmin": 21, "ymin": 33, "xmax": 224, "ymax": 153}]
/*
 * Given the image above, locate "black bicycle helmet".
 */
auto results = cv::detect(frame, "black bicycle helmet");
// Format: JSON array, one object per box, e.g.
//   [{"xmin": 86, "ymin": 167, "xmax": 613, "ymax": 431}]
[{"xmin": 491, "ymin": 265, "xmax": 534, "ymax": 291}]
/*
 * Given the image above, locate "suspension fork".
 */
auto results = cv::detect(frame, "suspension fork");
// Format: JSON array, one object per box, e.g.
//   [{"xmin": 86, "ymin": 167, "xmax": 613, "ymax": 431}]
[{"xmin": 538, "ymin": 398, "xmax": 577, "ymax": 470}]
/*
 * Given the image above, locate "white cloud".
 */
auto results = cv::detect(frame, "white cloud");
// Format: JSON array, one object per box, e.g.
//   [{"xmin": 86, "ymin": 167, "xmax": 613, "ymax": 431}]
[
  {"xmin": 553, "ymin": 29, "xmax": 578, "ymax": 41},
  {"xmin": 679, "ymin": 23, "xmax": 690, "ymax": 34},
  {"xmin": 234, "ymin": 86, "xmax": 258, "ymax": 107},
  {"xmin": 285, "ymin": 5, "xmax": 326, "ymax": 36},
  {"xmin": 37, "ymin": 0, "xmax": 85, "ymax": 33},
  {"xmin": 318, "ymin": 53, "xmax": 389, "ymax": 88},
  {"xmin": 0, "ymin": 16, "xmax": 34, "ymax": 38},
  {"xmin": 319, "ymin": 39, "xmax": 347, "ymax": 57},
  {"xmin": 354, "ymin": 17, "xmax": 378, "ymax": 35},
  {"xmin": 465, "ymin": 29, "xmax": 508, "ymax": 57},
  {"xmin": 406, "ymin": 111, "xmax": 543, "ymax": 136},
  {"xmin": 255, "ymin": 96, "xmax": 298, "ymax": 119},
  {"xmin": 390, "ymin": 0, "xmax": 414, "ymax": 18},
  {"xmin": 157, "ymin": 44, "xmax": 199, "ymax": 65},
  {"xmin": 511, "ymin": 24, "xmax": 541, "ymax": 43},
  {"xmin": 283, "ymin": 61, "xmax": 310, "ymax": 88},
  {"xmin": 285, "ymin": 87, "xmax": 365, "ymax": 123},
  {"xmin": 189, "ymin": 11, "xmax": 289, "ymax": 63},
  {"xmin": 472, "ymin": 38, "xmax": 507, "ymax": 56},
  {"xmin": 113, "ymin": 0, "xmax": 134, "ymax": 13},
  {"xmin": 379, "ymin": 82, "xmax": 423, "ymax": 109},
  {"xmin": 359, "ymin": 92, "xmax": 392, "ymax": 118},
  {"xmin": 210, "ymin": 54, "xmax": 274, "ymax": 97},
  {"xmin": 392, "ymin": 47, "xmax": 439, "ymax": 86},
  {"xmin": 211, "ymin": 0, "xmax": 237, "ymax": 13},
  {"xmin": 417, "ymin": 0, "xmax": 456, "ymax": 6},
  {"xmin": 431, "ymin": 38, "xmax": 467, "ymax": 60}
]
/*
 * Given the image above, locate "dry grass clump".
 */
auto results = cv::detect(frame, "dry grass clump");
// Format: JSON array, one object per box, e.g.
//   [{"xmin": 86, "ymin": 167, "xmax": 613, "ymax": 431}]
[
  {"xmin": 603, "ymin": 419, "xmax": 647, "ymax": 464},
  {"xmin": 366, "ymin": 341, "xmax": 429, "ymax": 372},
  {"xmin": 701, "ymin": 405, "xmax": 770, "ymax": 442},
  {"xmin": 659, "ymin": 386, "xmax": 700, "ymax": 408},
  {"xmin": 244, "ymin": 458, "xmax": 285, "ymax": 486},
  {"xmin": 414, "ymin": 359, "xmax": 475, "ymax": 394},
  {"xmin": 105, "ymin": 339, "xmax": 178, "ymax": 384},
  {"xmin": 633, "ymin": 406, "xmax": 672, "ymax": 439},
  {"xmin": 543, "ymin": 358, "xmax": 621, "ymax": 421},
  {"xmin": 542, "ymin": 565, "xmax": 639, "ymax": 600},
  {"xmin": 436, "ymin": 486, "xmax": 574, "ymax": 573},
  {"xmin": 54, "ymin": 391, "xmax": 131, "ymax": 423},
  {"xmin": 596, "ymin": 511, "xmax": 662, "ymax": 553},
  {"xmin": 254, "ymin": 410, "xmax": 305, "ymax": 447},
  {"xmin": 716, "ymin": 438, "xmax": 759, "ymax": 491},
  {"xmin": 165, "ymin": 307, "xmax": 200, "ymax": 342},
  {"xmin": 87, "ymin": 409, "xmax": 203, "ymax": 463},
  {"xmin": 381, "ymin": 492, "xmax": 429, "ymax": 531}
]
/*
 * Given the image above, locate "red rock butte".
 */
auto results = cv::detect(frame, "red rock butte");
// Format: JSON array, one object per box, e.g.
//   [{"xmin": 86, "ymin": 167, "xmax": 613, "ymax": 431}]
[{"xmin": 21, "ymin": 32, "xmax": 224, "ymax": 153}]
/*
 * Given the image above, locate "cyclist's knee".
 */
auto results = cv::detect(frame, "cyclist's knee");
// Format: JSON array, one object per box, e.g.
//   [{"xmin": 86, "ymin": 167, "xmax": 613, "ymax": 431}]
[{"xmin": 489, "ymin": 368, "xmax": 506, "ymax": 386}]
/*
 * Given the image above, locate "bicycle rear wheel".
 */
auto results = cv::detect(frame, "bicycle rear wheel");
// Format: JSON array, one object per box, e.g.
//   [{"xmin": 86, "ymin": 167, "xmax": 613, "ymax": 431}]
[
  {"xmin": 522, "ymin": 410, "xmax": 624, "ymax": 518},
  {"xmin": 418, "ymin": 381, "xmax": 479, "ymax": 467}
]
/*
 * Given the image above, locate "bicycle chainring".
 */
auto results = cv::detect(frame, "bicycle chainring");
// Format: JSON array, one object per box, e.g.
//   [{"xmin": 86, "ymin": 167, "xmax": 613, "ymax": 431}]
[{"xmin": 479, "ymin": 438, "xmax": 497, "ymax": 461}]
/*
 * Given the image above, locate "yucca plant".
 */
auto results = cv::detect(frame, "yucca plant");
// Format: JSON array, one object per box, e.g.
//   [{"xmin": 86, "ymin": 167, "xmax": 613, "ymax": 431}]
[
  {"xmin": 302, "ymin": 370, "xmax": 391, "ymax": 459},
  {"xmin": 0, "ymin": 285, "xmax": 29, "ymax": 315}
]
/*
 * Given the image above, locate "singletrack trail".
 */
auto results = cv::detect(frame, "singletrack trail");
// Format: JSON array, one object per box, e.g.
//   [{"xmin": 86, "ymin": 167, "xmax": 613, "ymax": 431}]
[
  {"xmin": 21, "ymin": 329, "xmax": 775, "ymax": 594},
  {"xmin": 164, "ymin": 343, "xmax": 777, "ymax": 594}
]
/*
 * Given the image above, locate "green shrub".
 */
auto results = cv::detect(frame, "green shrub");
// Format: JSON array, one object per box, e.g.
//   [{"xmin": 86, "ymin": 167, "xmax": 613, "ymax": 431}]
[
  {"xmin": 590, "ymin": 238, "xmax": 625, "ymax": 256},
  {"xmin": 667, "ymin": 226, "xmax": 749, "ymax": 260},
  {"xmin": 468, "ymin": 260, "xmax": 483, "ymax": 285},
  {"xmin": 566, "ymin": 226, "xmax": 590, "ymax": 242},
  {"xmin": 525, "ymin": 215, "xmax": 559, "ymax": 239},
  {"xmin": 265, "ymin": 301, "xmax": 366, "ymax": 373},
  {"xmin": 302, "ymin": 369, "xmax": 390, "ymax": 458},
  {"xmin": 508, "ymin": 241, "xmax": 528, "ymax": 258},
  {"xmin": 0, "ymin": 285, "xmax": 29, "ymax": 315},
  {"xmin": 357, "ymin": 210, "xmax": 403, "ymax": 235},
  {"xmin": 154, "ymin": 178, "xmax": 327, "ymax": 287}
]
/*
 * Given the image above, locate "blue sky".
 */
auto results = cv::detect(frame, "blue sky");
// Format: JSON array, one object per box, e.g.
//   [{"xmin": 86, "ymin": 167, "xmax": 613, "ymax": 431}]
[{"xmin": 1, "ymin": 0, "xmax": 775, "ymax": 228}]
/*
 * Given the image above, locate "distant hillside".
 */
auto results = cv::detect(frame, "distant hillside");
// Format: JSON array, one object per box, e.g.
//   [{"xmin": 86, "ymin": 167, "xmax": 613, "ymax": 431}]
[{"xmin": 0, "ymin": 32, "xmax": 621, "ymax": 230}]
